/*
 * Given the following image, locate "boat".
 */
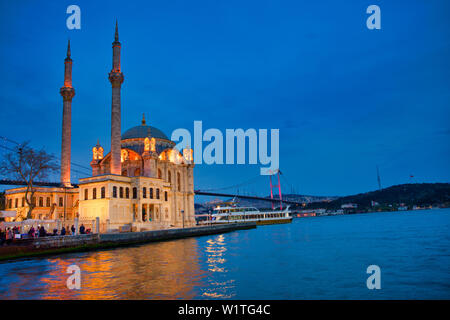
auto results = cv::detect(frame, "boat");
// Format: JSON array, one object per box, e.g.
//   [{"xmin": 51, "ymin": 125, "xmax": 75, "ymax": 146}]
[{"xmin": 202, "ymin": 204, "xmax": 292, "ymax": 226}]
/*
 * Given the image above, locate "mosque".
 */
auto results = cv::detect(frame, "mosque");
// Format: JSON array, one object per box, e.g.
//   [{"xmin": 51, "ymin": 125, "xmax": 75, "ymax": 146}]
[{"xmin": 4, "ymin": 22, "xmax": 196, "ymax": 231}]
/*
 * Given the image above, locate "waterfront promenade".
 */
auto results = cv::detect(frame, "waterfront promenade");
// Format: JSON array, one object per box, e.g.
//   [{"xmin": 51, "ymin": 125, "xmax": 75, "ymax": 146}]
[{"xmin": 0, "ymin": 222, "xmax": 256, "ymax": 261}]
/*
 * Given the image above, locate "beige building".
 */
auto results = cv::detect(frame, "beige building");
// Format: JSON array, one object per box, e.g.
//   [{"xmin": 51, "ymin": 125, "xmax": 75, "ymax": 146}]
[
  {"xmin": 79, "ymin": 119, "xmax": 195, "ymax": 230},
  {"xmin": 4, "ymin": 187, "xmax": 78, "ymax": 221}
]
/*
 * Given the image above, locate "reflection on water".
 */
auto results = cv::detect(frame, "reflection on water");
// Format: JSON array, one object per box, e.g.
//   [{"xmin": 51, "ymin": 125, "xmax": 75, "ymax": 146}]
[
  {"xmin": 201, "ymin": 234, "xmax": 235, "ymax": 299},
  {"xmin": 0, "ymin": 209, "xmax": 449, "ymax": 299},
  {"xmin": 0, "ymin": 238, "xmax": 207, "ymax": 299}
]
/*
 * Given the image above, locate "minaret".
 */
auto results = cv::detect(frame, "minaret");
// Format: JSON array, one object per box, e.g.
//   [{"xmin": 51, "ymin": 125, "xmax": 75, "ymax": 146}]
[
  {"xmin": 60, "ymin": 40, "xmax": 75, "ymax": 187},
  {"xmin": 108, "ymin": 20, "xmax": 124, "ymax": 175}
]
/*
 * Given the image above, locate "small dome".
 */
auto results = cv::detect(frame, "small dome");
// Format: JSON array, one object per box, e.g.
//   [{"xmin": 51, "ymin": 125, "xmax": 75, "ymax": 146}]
[{"xmin": 121, "ymin": 125, "xmax": 170, "ymax": 141}]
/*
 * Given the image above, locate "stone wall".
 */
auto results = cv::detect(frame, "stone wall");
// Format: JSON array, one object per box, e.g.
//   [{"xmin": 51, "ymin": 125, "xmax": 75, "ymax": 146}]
[
  {"xmin": 99, "ymin": 223, "xmax": 256, "ymax": 244},
  {"xmin": 0, "ymin": 223, "xmax": 256, "ymax": 260}
]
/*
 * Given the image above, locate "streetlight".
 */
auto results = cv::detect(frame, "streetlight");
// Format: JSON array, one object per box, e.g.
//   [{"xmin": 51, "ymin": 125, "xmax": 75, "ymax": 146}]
[{"xmin": 181, "ymin": 210, "xmax": 185, "ymax": 228}]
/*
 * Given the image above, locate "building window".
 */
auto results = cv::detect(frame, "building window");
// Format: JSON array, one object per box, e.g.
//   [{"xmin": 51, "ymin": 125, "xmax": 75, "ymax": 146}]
[
  {"xmin": 32, "ymin": 197, "xmax": 36, "ymax": 206},
  {"xmin": 164, "ymin": 191, "xmax": 168, "ymax": 201},
  {"xmin": 14, "ymin": 198, "xmax": 18, "ymax": 208},
  {"xmin": 59, "ymin": 197, "xmax": 63, "ymax": 207},
  {"xmin": 150, "ymin": 188, "xmax": 153, "ymax": 199},
  {"xmin": 133, "ymin": 187, "xmax": 137, "ymax": 199},
  {"xmin": 84, "ymin": 189, "xmax": 89, "ymax": 200},
  {"xmin": 22, "ymin": 197, "xmax": 25, "ymax": 207},
  {"xmin": 126, "ymin": 187, "xmax": 130, "ymax": 199},
  {"xmin": 143, "ymin": 187, "xmax": 147, "ymax": 198},
  {"xmin": 156, "ymin": 188, "xmax": 160, "ymax": 200},
  {"xmin": 119, "ymin": 187, "xmax": 123, "ymax": 198},
  {"xmin": 177, "ymin": 172, "xmax": 181, "ymax": 192},
  {"xmin": 46, "ymin": 197, "xmax": 50, "ymax": 207},
  {"xmin": 113, "ymin": 186, "xmax": 117, "ymax": 198},
  {"xmin": 39, "ymin": 197, "xmax": 43, "ymax": 207},
  {"xmin": 8, "ymin": 199, "xmax": 12, "ymax": 208},
  {"xmin": 101, "ymin": 187, "xmax": 105, "ymax": 199},
  {"xmin": 93, "ymin": 188, "xmax": 97, "ymax": 199},
  {"xmin": 168, "ymin": 171, "xmax": 171, "ymax": 183},
  {"xmin": 158, "ymin": 169, "xmax": 162, "ymax": 179}
]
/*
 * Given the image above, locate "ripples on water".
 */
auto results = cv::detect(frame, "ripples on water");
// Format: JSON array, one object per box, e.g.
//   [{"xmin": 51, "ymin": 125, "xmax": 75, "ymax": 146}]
[{"xmin": 0, "ymin": 209, "xmax": 449, "ymax": 299}]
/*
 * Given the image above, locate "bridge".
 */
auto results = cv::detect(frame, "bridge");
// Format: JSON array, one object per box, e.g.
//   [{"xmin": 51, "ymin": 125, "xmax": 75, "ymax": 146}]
[
  {"xmin": 194, "ymin": 190, "xmax": 303, "ymax": 206},
  {"xmin": 0, "ymin": 179, "xmax": 304, "ymax": 207}
]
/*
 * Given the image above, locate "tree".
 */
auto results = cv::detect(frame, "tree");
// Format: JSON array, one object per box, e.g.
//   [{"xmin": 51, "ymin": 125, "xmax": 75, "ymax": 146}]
[
  {"xmin": 0, "ymin": 142, "xmax": 59, "ymax": 219},
  {"xmin": 0, "ymin": 191, "xmax": 5, "ymax": 210}
]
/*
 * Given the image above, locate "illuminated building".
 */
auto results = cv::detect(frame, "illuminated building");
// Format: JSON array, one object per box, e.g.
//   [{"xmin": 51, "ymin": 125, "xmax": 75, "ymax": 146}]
[{"xmin": 4, "ymin": 23, "xmax": 196, "ymax": 230}]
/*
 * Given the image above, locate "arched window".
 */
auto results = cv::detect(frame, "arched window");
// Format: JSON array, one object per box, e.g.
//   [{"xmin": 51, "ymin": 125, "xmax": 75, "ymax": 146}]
[
  {"xmin": 126, "ymin": 187, "xmax": 130, "ymax": 199},
  {"xmin": 46, "ymin": 197, "xmax": 50, "ymax": 207},
  {"xmin": 177, "ymin": 172, "xmax": 181, "ymax": 192},
  {"xmin": 150, "ymin": 188, "xmax": 153, "ymax": 199},
  {"xmin": 8, "ymin": 199, "xmax": 12, "ymax": 208},
  {"xmin": 168, "ymin": 171, "xmax": 172, "ymax": 183},
  {"xmin": 22, "ymin": 197, "xmax": 25, "ymax": 207},
  {"xmin": 143, "ymin": 187, "xmax": 147, "ymax": 198},
  {"xmin": 101, "ymin": 187, "xmax": 106, "ymax": 198},
  {"xmin": 15, "ymin": 198, "xmax": 18, "ymax": 208},
  {"xmin": 156, "ymin": 188, "xmax": 160, "ymax": 200},
  {"xmin": 119, "ymin": 187, "xmax": 124, "ymax": 198},
  {"xmin": 93, "ymin": 188, "xmax": 97, "ymax": 199},
  {"xmin": 113, "ymin": 186, "xmax": 117, "ymax": 198},
  {"xmin": 158, "ymin": 169, "xmax": 162, "ymax": 179},
  {"xmin": 133, "ymin": 187, "xmax": 137, "ymax": 199},
  {"xmin": 39, "ymin": 197, "xmax": 43, "ymax": 207},
  {"xmin": 122, "ymin": 169, "xmax": 128, "ymax": 177},
  {"xmin": 84, "ymin": 189, "xmax": 89, "ymax": 200},
  {"xmin": 59, "ymin": 197, "xmax": 63, "ymax": 207},
  {"xmin": 164, "ymin": 191, "xmax": 168, "ymax": 201}
]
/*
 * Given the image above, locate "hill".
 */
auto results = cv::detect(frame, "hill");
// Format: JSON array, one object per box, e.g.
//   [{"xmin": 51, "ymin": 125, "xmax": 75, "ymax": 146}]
[
  {"xmin": 307, "ymin": 183, "xmax": 450, "ymax": 210},
  {"xmin": 194, "ymin": 183, "xmax": 450, "ymax": 213}
]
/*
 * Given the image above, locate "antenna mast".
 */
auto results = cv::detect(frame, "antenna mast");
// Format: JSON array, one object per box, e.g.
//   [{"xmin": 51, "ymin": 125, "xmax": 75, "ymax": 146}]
[{"xmin": 376, "ymin": 165, "xmax": 382, "ymax": 190}]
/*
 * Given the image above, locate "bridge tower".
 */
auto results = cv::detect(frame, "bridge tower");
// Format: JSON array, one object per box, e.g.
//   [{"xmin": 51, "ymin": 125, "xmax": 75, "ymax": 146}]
[{"xmin": 269, "ymin": 170, "xmax": 283, "ymax": 210}]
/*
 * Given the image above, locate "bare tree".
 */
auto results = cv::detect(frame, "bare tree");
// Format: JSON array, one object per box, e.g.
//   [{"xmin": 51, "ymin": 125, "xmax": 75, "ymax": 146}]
[{"xmin": 0, "ymin": 142, "xmax": 59, "ymax": 219}]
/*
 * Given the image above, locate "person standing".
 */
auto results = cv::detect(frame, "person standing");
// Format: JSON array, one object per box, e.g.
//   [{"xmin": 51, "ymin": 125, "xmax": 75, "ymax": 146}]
[
  {"xmin": 28, "ymin": 226, "xmax": 35, "ymax": 238},
  {"xmin": 71, "ymin": 225, "xmax": 75, "ymax": 235},
  {"xmin": 39, "ymin": 225, "xmax": 46, "ymax": 237},
  {"xmin": 61, "ymin": 226, "xmax": 66, "ymax": 236},
  {"xmin": 6, "ymin": 228, "xmax": 13, "ymax": 244}
]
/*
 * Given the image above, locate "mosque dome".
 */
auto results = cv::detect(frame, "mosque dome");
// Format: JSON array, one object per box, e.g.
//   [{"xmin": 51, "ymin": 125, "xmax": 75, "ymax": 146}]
[
  {"xmin": 121, "ymin": 125, "xmax": 170, "ymax": 141},
  {"xmin": 121, "ymin": 114, "xmax": 171, "ymax": 141}
]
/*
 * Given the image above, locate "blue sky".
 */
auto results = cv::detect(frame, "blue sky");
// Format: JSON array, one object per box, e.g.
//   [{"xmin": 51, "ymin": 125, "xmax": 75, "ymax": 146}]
[{"xmin": 0, "ymin": 0, "xmax": 449, "ymax": 197}]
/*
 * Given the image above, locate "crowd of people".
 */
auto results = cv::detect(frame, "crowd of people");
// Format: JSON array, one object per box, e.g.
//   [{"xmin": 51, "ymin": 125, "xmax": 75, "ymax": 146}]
[{"xmin": 0, "ymin": 224, "xmax": 91, "ymax": 245}]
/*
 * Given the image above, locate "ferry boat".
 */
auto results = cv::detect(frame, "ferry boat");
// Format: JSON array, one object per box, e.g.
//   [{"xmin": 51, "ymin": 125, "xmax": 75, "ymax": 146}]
[{"xmin": 204, "ymin": 204, "xmax": 292, "ymax": 226}]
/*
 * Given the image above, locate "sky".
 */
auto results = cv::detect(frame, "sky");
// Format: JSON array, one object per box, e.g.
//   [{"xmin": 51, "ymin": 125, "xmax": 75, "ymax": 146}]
[{"xmin": 0, "ymin": 0, "xmax": 449, "ymax": 198}]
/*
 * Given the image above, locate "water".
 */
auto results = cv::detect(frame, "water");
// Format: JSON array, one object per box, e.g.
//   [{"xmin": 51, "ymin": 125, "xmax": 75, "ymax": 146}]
[{"xmin": 0, "ymin": 209, "xmax": 449, "ymax": 299}]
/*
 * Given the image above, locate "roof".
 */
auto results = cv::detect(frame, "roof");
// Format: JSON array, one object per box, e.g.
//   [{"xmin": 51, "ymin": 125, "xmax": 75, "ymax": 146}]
[{"xmin": 121, "ymin": 125, "xmax": 170, "ymax": 141}]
